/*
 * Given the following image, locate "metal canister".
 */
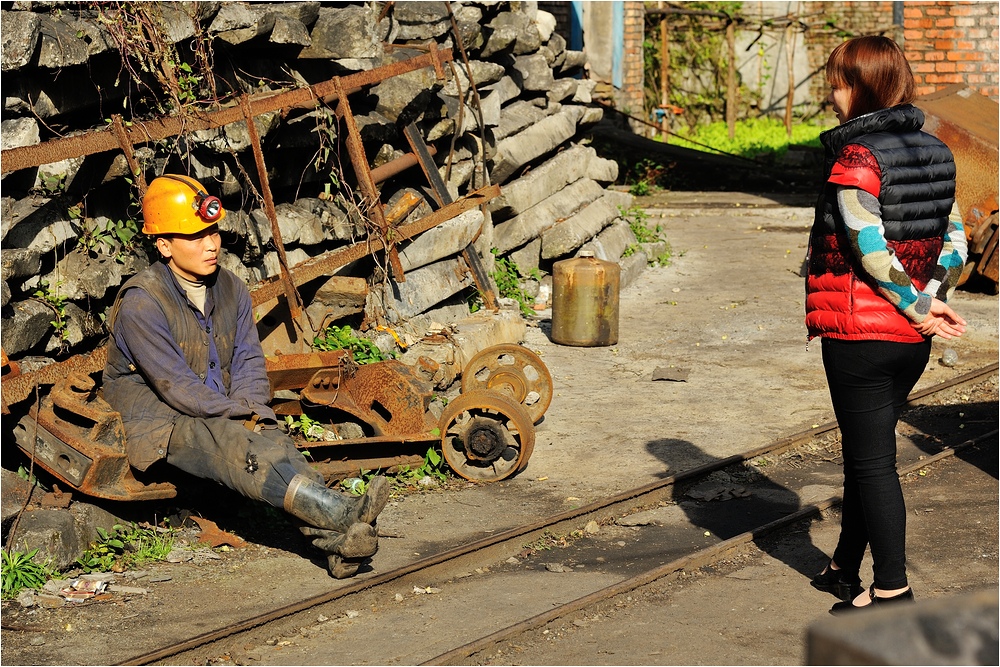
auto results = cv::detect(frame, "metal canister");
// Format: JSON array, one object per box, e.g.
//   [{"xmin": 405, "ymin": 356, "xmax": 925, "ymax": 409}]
[{"xmin": 551, "ymin": 251, "xmax": 620, "ymax": 346}]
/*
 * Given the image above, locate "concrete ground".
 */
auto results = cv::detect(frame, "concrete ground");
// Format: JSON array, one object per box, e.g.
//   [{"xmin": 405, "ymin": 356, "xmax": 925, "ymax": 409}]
[{"xmin": 1, "ymin": 191, "xmax": 996, "ymax": 666}]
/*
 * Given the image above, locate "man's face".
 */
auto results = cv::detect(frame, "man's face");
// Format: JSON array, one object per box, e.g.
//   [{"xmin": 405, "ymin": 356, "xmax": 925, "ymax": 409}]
[{"xmin": 156, "ymin": 226, "xmax": 221, "ymax": 281}]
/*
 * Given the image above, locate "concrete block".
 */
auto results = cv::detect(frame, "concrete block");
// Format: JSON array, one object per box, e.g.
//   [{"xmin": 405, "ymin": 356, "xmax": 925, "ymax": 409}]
[
  {"xmin": 619, "ymin": 251, "xmax": 649, "ymax": 291},
  {"xmin": 509, "ymin": 238, "xmax": 542, "ymax": 275},
  {"xmin": 540, "ymin": 192, "xmax": 623, "ymax": 259},
  {"xmin": 577, "ymin": 219, "xmax": 637, "ymax": 262},
  {"xmin": 491, "ymin": 106, "xmax": 586, "ymax": 183},
  {"xmin": 378, "ymin": 257, "xmax": 475, "ymax": 323},
  {"xmin": 489, "ymin": 144, "xmax": 603, "ymax": 218},
  {"xmin": 807, "ymin": 589, "xmax": 999, "ymax": 665},
  {"xmin": 398, "ymin": 209, "xmax": 484, "ymax": 272},
  {"xmin": 494, "ymin": 178, "xmax": 605, "ymax": 254},
  {"xmin": 493, "ymin": 100, "xmax": 553, "ymax": 141}
]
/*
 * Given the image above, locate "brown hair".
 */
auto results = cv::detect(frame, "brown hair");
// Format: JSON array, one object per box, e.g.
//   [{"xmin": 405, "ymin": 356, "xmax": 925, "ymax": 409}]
[{"xmin": 826, "ymin": 36, "xmax": 915, "ymax": 119}]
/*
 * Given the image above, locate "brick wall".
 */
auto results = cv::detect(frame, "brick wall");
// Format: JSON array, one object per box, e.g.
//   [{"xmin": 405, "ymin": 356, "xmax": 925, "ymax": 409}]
[
  {"xmin": 620, "ymin": 1, "xmax": 646, "ymax": 120},
  {"xmin": 904, "ymin": 1, "xmax": 999, "ymax": 100},
  {"xmin": 803, "ymin": 1, "xmax": 898, "ymax": 112}
]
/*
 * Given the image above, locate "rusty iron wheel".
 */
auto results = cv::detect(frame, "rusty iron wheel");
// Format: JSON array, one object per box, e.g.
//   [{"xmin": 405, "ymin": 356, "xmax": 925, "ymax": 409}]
[
  {"xmin": 461, "ymin": 344, "xmax": 553, "ymax": 424},
  {"xmin": 438, "ymin": 389, "xmax": 535, "ymax": 482}
]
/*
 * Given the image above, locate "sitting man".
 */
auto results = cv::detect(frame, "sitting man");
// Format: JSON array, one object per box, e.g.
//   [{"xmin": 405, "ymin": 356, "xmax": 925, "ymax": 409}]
[{"xmin": 102, "ymin": 174, "xmax": 386, "ymax": 578}]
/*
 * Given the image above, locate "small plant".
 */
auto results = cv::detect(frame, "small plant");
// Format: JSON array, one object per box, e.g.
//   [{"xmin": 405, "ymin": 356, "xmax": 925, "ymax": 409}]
[
  {"xmin": 284, "ymin": 414, "xmax": 334, "ymax": 442},
  {"xmin": 73, "ymin": 217, "xmax": 140, "ymax": 259},
  {"xmin": 392, "ymin": 446, "xmax": 450, "ymax": 488},
  {"xmin": 619, "ymin": 207, "xmax": 675, "ymax": 267},
  {"xmin": 2, "ymin": 548, "xmax": 56, "ymax": 599},
  {"xmin": 312, "ymin": 325, "xmax": 393, "ymax": 364},
  {"xmin": 32, "ymin": 280, "xmax": 70, "ymax": 349},
  {"xmin": 76, "ymin": 523, "xmax": 175, "ymax": 573},
  {"xmin": 490, "ymin": 249, "xmax": 536, "ymax": 317},
  {"xmin": 627, "ymin": 159, "xmax": 666, "ymax": 196}
]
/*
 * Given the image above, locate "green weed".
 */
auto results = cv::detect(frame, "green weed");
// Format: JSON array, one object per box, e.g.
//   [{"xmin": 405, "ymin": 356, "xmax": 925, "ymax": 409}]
[
  {"xmin": 76, "ymin": 523, "xmax": 175, "ymax": 573},
  {"xmin": 490, "ymin": 249, "xmax": 536, "ymax": 317},
  {"xmin": 2, "ymin": 548, "xmax": 56, "ymax": 599},
  {"xmin": 312, "ymin": 325, "xmax": 394, "ymax": 364},
  {"xmin": 32, "ymin": 280, "xmax": 69, "ymax": 349}
]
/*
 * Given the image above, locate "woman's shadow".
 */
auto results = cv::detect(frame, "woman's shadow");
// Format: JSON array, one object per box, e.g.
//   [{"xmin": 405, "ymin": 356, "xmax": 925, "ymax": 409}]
[{"xmin": 646, "ymin": 437, "xmax": 832, "ymax": 579}]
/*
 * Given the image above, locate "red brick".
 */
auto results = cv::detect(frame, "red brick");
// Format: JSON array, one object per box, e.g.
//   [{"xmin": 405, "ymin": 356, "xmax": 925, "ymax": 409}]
[
  {"xmin": 903, "ymin": 6, "xmax": 923, "ymax": 18},
  {"xmin": 935, "ymin": 39, "xmax": 957, "ymax": 50},
  {"xmin": 926, "ymin": 73, "xmax": 964, "ymax": 83},
  {"xmin": 956, "ymin": 62, "xmax": 979, "ymax": 72},
  {"xmin": 966, "ymin": 74, "xmax": 986, "ymax": 83},
  {"xmin": 926, "ymin": 6, "xmax": 946, "ymax": 16},
  {"xmin": 913, "ymin": 62, "xmax": 936, "ymax": 73},
  {"xmin": 924, "ymin": 50, "xmax": 945, "ymax": 61},
  {"xmin": 948, "ymin": 50, "xmax": 985, "ymax": 61},
  {"xmin": 904, "ymin": 29, "xmax": 925, "ymax": 40},
  {"xmin": 935, "ymin": 62, "xmax": 958, "ymax": 73},
  {"xmin": 955, "ymin": 40, "xmax": 976, "ymax": 50}
]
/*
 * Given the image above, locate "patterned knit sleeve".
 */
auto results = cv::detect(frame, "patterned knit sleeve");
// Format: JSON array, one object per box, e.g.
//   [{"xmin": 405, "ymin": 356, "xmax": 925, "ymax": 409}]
[
  {"xmin": 835, "ymin": 185, "xmax": 932, "ymax": 322},
  {"xmin": 922, "ymin": 200, "xmax": 968, "ymax": 303}
]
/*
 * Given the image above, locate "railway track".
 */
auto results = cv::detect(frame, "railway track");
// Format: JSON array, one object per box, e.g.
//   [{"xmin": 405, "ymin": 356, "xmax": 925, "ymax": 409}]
[{"xmin": 126, "ymin": 362, "xmax": 997, "ymax": 666}]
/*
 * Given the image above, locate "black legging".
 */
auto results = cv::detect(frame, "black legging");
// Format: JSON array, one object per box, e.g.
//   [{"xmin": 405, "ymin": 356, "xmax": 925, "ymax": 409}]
[{"xmin": 821, "ymin": 337, "xmax": 931, "ymax": 590}]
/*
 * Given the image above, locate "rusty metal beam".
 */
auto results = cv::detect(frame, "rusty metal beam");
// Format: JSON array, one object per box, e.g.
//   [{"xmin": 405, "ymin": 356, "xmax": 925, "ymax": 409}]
[
  {"xmin": 1, "ymin": 50, "xmax": 454, "ymax": 174},
  {"xmin": 2, "ymin": 347, "xmax": 108, "ymax": 413},
  {"xmin": 248, "ymin": 183, "xmax": 500, "ymax": 306},
  {"xmin": 370, "ymin": 145, "xmax": 437, "ymax": 184},
  {"xmin": 403, "ymin": 123, "xmax": 498, "ymax": 310},
  {"xmin": 333, "ymin": 77, "xmax": 405, "ymax": 282},
  {"xmin": 240, "ymin": 94, "xmax": 304, "ymax": 321}
]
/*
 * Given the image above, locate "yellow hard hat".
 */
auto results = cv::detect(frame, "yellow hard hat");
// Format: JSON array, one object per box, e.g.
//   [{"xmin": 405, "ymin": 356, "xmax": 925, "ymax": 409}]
[{"xmin": 141, "ymin": 174, "xmax": 226, "ymax": 235}]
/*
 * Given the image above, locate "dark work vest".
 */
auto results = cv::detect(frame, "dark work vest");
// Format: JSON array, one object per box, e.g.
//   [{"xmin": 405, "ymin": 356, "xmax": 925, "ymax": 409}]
[{"xmin": 103, "ymin": 261, "xmax": 242, "ymax": 469}]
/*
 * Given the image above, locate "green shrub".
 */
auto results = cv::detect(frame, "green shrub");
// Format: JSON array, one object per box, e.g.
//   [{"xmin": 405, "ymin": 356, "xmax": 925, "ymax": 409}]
[{"xmin": 667, "ymin": 117, "xmax": 831, "ymax": 160}]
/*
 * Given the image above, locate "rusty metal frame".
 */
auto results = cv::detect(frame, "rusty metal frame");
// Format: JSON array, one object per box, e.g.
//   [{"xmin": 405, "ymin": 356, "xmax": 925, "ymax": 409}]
[
  {"xmin": 0, "ymin": 50, "xmax": 454, "ymax": 174},
  {"xmin": 1, "ymin": 184, "xmax": 499, "ymax": 414}
]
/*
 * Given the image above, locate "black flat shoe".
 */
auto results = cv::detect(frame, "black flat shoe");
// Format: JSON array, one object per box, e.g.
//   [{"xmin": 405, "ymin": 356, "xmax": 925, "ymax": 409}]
[
  {"xmin": 830, "ymin": 585, "xmax": 914, "ymax": 615},
  {"xmin": 811, "ymin": 562, "xmax": 863, "ymax": 602}
]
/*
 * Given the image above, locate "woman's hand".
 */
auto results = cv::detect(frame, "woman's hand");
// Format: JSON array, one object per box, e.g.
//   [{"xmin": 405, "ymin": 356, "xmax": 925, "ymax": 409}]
[{"xmin": 913, "ymin": 298, "xmax": 967, "ymax": 339}]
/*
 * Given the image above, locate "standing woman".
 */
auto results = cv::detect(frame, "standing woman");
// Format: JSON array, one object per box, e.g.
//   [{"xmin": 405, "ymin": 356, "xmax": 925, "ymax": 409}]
[{"xmin": 804, "ymin": 35, "xmax": 968, "ymax": 614}]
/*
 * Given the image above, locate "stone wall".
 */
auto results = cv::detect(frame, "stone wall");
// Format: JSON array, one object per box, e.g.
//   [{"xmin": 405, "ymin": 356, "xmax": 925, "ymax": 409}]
[{"xmin": 1, "ymin": 1, "xmax": 642, "ymax": 384}]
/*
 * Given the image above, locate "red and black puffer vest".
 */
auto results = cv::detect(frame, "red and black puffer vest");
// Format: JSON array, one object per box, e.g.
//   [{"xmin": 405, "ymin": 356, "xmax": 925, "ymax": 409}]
[{"xmin": 805, "ymin": 104, "xmax": 956, "ymax": 342}]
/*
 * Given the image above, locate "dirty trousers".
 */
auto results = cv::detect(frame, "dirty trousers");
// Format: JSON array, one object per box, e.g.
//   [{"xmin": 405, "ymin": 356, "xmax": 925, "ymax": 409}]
[
  {"xmin": 166, "ymin": 416, "xmax": 321, "ymax": 508},
  {"xmin": 822, "ymin": 338, "xmax": 931, "ymax": 591}
]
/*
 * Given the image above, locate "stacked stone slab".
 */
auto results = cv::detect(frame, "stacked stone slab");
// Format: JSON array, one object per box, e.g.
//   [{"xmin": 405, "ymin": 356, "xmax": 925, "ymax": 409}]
[{"xmin": 0, "ymin": 1, "xmax": 638, "ymax": 367}]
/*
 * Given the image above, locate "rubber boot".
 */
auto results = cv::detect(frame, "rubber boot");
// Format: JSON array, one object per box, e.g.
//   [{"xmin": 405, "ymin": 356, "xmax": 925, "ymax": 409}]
[
  {"xmin": 300, "ymin": 523, "xmax": 378, "ymax": 559},
  {"xmin": 283, "ymin": 475, "xmax": 390, "ymax": 532},
  {"xmin": 326, "ymin": 555, "xmax": 362, "ymax": 579}
]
